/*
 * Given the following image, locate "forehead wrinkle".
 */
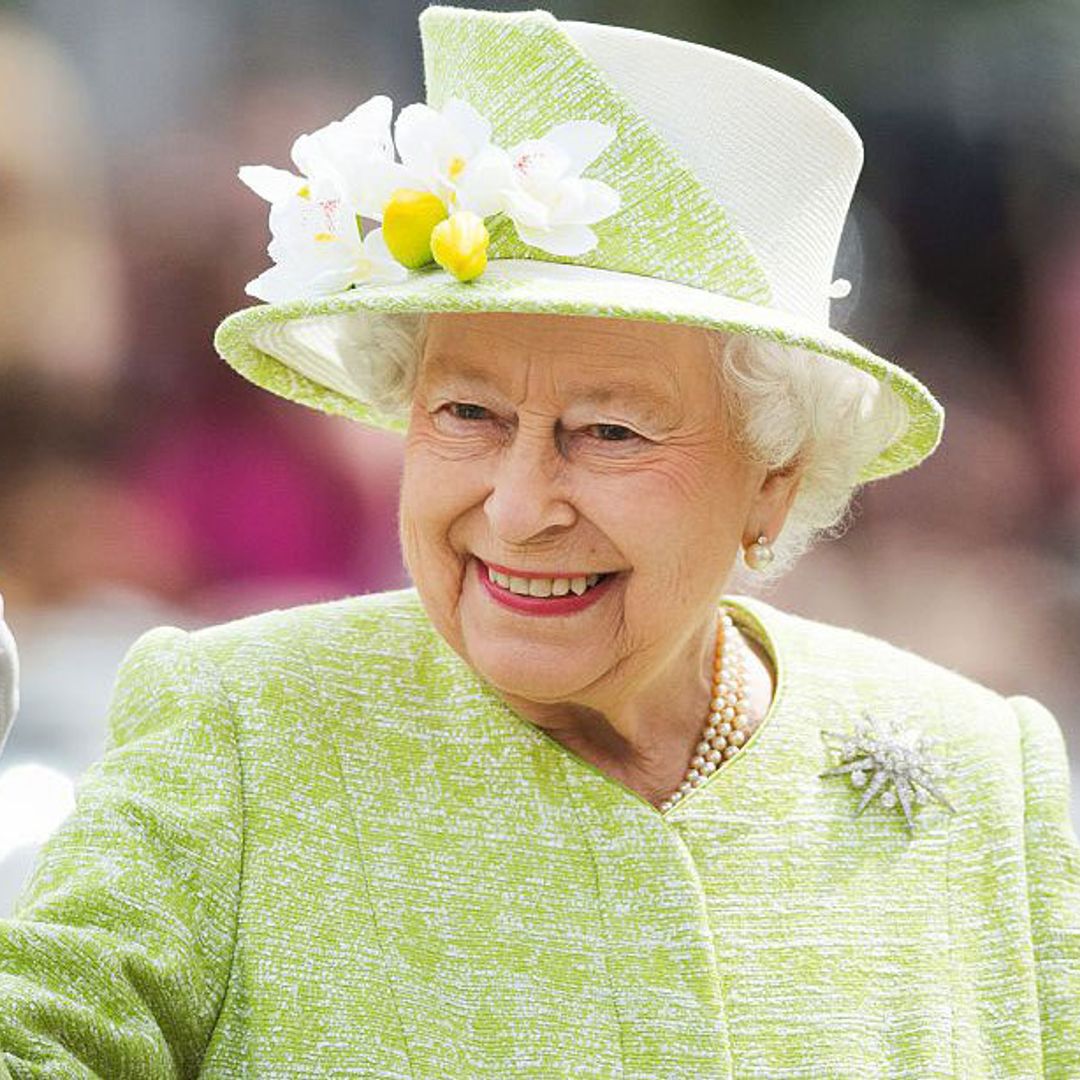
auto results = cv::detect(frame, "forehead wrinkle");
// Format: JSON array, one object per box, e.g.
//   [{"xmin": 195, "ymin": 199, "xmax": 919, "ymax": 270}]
[{"xmin": 423, "ymin": 314, "xmax": 682, "ymax": 374}]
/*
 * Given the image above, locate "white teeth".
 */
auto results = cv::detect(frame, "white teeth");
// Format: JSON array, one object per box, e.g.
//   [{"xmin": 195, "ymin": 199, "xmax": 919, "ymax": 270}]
[{"xmin": 485, "ymin": 564, "xmax": 609, "ymax": 598}]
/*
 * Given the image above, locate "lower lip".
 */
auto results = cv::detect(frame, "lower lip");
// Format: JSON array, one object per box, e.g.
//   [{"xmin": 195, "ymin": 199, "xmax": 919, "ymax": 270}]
[{"xmin": 475, "ymin": 559, "xmax": 617, "ymax": 617}]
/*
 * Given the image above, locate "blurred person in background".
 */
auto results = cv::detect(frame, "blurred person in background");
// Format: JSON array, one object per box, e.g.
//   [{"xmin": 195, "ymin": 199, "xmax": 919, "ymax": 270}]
[
  {"xmin": 0, "ymin": 6, "xmax": 1076, "ymax": 1074},
  {"xmin": 0, "ymin": 11, "xmax": 197, "ymax": 913},
  {"xmin": 1027, "ymin": 212, "xmax": 1080, "ymax": 554}
]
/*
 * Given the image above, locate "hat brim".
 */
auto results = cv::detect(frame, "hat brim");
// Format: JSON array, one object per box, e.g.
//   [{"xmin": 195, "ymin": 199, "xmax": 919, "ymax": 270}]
[{"xmin": 213, "ymin": 259, "xmax": 943, "ymax": 483}]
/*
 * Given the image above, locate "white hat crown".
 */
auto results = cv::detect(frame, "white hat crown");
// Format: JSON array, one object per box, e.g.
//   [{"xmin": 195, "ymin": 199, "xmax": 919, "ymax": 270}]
[
  {"xmin": 560, "ymin": 20, "xmax": 864, "ymax": 325},
  {"xmin": 420, "ymin": 6, "xmax": 862, "ymax": 325}
]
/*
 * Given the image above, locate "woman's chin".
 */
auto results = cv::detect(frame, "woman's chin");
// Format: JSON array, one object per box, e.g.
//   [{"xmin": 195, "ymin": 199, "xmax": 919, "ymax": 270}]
[
  {"xmin": 461, "ymin": 637, "xmax": 600, "ymax": 703},
  {"xmin": 451, "ymin": 559, "xmax": 624, "ymax": 701}
]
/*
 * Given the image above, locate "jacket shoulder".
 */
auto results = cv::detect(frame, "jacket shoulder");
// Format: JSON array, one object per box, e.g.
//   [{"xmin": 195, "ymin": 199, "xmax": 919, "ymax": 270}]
[
  {"xmin": 184, "ymin": 586, "xmax": 440, "ymax": 676},
  {"xmin": 732, "ymin": 593, "xmax": 1018, "ymax": 737}
]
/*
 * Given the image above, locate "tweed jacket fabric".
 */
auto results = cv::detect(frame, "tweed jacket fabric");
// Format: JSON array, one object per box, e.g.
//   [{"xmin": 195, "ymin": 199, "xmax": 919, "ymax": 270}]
[{"xmin": 0, "ymin": 586, "xmax": 1077, "ymax": 1078}]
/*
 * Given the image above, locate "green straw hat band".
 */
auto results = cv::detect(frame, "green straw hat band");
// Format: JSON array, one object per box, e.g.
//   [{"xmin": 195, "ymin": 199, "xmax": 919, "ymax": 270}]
[{"xmin": 214, "ymin": 5, "xmax": 944, "ymax": 482}]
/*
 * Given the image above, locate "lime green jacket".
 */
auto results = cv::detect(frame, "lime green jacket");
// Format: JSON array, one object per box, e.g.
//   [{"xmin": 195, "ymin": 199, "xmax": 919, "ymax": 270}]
[{"xmin": 1, "ymin": 588, "xmax": 1078, "ymax": 1078}]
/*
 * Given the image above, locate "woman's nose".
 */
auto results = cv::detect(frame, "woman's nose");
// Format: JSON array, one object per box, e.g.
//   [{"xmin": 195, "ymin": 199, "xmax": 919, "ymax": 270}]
[{"xmin": 483, "ymin": 427, "xmax": 576, "ymax": 544}]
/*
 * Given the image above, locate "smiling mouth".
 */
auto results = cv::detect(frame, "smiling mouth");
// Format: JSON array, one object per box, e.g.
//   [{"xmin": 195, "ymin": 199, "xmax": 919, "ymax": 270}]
[{"xmin": 483, "ymin": 563, "xmax": 613, "ymax": 598}]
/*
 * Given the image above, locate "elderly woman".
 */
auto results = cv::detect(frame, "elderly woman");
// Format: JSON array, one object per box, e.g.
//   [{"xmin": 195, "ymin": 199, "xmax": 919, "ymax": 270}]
[{"xmin": 2, "ymin": 5, "xmax": 1078, "ymax": 1078}]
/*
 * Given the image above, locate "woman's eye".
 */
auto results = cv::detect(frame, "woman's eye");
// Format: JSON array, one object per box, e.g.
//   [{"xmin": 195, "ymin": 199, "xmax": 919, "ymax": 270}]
[
  {"xmin": 432, "ymin": 401, "xmax": 502, "ymax": 440},
  {"xmin": 589, "ymin": 423, "xmax": 639, "ymax": 442},
  {"xmin": 446, "ymin": 402, "xmax": 491, "ymax": 422}
]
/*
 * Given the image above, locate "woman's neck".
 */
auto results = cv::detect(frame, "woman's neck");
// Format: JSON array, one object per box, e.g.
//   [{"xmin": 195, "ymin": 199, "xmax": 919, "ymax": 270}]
[{"xmin": 500, "ymin": 619, "xmax": 777, "ymax": 809}]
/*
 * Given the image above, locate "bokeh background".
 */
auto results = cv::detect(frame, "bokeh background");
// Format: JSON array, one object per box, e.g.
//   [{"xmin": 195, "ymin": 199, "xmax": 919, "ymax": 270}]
[{"xmin": 1, "ymin": 0, "xmax": 1078, "ymax": 912}]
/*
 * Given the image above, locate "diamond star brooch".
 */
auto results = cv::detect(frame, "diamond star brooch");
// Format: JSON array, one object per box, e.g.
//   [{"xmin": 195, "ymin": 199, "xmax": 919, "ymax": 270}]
[{"xmin": 819, "ymin": 712, "xmax": 957, "ymax": 833}]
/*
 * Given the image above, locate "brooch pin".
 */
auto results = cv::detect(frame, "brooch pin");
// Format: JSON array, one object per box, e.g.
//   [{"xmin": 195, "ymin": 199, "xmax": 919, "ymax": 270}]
[{"xmin": 819, "ymin": 712, "xmax": 956, "ymax": 834}]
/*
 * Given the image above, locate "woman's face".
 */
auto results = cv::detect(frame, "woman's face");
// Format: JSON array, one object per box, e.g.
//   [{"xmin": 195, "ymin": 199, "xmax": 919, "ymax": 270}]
[{"xmin": 399, "ymin": 311, "xmax": 798, "ymax": 707}]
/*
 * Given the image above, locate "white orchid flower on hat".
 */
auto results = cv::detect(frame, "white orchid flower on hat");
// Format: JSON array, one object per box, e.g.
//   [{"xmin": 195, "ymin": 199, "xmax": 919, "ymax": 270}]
[
  {"xmin": 378, "ymin": 103, "xmax": 619, "ymax": 272},
  {"xmin": 391, "ymin": 97, "xmax": 516, "ymax": 218},
  {"xmin": 238, "ymin": 94, "xmax": 410, "ymax": 219},
  {"xmin": 386, "ymin": 103, "xmax": 620, "ymax": 257},
  {"xmin": 244, "ymin": 177, "xmax": 405, "ymax": 303},
  {"xmin": 499, "ymin": 121, "xmax": 621, "ymax": 256},
  {"xmin": 374, "ymin": 97, "xmax": 517, "ymax": 276},
  {"xmin": 239, "ymin": 91, "xmax": 622, "ymax": 293}
]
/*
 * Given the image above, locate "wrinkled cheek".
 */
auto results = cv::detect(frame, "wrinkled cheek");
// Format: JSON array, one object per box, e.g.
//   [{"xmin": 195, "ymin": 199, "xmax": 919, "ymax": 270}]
[
  {"xmin": 398, "ymin": 456, "xmax": 472, "ymax": 596},
  {"xmin": 397, "ymin": 469, "xmax": 419, "ymax": 575},
  {"xmin": 399, "ymin": 467, "xmax": 441, "ymax": 581},
  {"xmin": 396, "ymin": 501, "xmax": 422, "ymax": 582}
]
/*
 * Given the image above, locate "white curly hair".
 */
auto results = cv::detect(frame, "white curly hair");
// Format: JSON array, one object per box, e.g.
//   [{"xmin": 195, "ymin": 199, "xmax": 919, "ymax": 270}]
[{"xmin": 345, "ymin": 312, "xmax": 908, "ymax": 585}]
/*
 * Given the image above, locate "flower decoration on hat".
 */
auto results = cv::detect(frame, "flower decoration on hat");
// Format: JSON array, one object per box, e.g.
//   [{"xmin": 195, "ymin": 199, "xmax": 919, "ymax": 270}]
[
  {"xmin": 819, "ymin": 711, "xmax": 957, "ymax": 834},
  {"xmin": 240, "ymin": 94, "xmax": 621, "ymax": 300},
  {"xmin": 500, "ymin": 121, "xmax": 621, "ymax": 256},
  {"xmin": 242, "ymin": 176, "xmax": 408, "ymax": 303}
]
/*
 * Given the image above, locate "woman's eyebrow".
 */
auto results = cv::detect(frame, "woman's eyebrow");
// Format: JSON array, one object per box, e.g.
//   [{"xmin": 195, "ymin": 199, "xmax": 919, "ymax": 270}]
[
  {"xmin": 566, "ymin": 382, "xmax": 681, "ymax": 426},
  {"xmin": 422, "ymin": 360, "xmax": 680, "ymax": 424},
  {"xmin": 423, "ymin": 352, "xmax": 516, "ymax": 384},
  {"xmin": 420, "ymin": 358, "xmax": 499, "ymax": 392}
]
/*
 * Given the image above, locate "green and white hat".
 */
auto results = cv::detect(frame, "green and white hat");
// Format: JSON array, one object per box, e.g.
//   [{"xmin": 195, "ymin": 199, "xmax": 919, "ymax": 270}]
[{"xmin": 214, "ymin": 4, "xmax": 944, "ymax": 483}]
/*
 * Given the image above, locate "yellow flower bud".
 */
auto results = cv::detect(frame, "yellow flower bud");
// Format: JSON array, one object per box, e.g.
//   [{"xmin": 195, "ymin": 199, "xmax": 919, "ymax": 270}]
[
  {"xmin": 430, "ymin": 211, "xmax": 490, "ymax": 283},
  {"xmin": 381, "ymin": 189, "xmax": 448, "ymax": 269}
]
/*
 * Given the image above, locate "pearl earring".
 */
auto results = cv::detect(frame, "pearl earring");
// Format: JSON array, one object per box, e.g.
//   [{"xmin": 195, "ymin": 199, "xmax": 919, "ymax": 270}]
[{"xmin": 743, "ymin": 534, "xmax": 774, "ymax": 571}]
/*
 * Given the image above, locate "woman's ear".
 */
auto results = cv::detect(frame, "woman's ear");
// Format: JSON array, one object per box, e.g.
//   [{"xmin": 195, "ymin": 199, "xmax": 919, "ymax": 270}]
[{"xmin": 747, "ymin": 458, "xmax": 804, "ymax": 545}]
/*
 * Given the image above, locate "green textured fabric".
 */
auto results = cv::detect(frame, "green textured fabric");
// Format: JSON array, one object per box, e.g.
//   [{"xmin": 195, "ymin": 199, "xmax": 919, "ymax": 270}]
[
  {"xmin": 1, "ymin": 587, "xmax": 1077, "ymax": 1077},
  {"xmin": 212, "ymin": 5, "xmax": 947, "ymax": 486}
]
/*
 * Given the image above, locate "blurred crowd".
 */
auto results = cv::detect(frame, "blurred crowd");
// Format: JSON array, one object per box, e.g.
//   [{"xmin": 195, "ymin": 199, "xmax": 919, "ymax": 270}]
[{"xmin": 1, "ymin": 0, "xmax": 1078, "ymax": 912}]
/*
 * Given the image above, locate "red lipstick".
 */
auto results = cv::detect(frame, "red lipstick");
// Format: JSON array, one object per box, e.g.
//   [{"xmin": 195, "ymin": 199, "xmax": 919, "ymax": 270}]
[{"xmin": 474, "ymin": 558, "xmax": 616, "ymax": 617}]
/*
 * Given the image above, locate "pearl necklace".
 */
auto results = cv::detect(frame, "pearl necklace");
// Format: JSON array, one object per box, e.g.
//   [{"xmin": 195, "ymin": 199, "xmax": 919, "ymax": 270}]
[{"xmin": 658, "ymin": 609, "xmax": 754, "ymax": 813}]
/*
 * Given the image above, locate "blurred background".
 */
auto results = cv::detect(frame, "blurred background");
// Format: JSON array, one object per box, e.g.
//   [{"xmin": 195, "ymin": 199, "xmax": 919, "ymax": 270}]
[{"xmin": 0, "ymin": 0, "xmax": 1078, "ymax": 912}]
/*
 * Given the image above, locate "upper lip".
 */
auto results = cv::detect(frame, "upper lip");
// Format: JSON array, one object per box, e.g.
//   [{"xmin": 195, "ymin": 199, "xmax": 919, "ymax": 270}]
[{"xmin": 479, "ymin": 559, "xmax": 612, "ymax": 580}]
